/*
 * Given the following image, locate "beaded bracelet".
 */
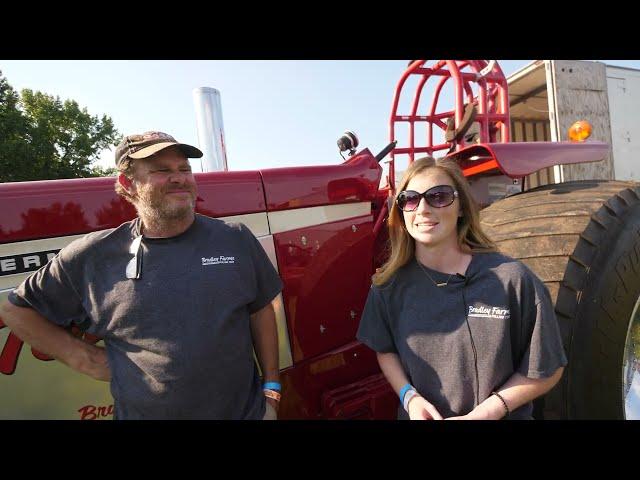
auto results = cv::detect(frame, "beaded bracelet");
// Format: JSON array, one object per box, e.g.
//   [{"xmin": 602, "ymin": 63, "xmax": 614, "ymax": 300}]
[{"xmin": 491, "ymin": 391, "xmax": 510, "ymax": 417}]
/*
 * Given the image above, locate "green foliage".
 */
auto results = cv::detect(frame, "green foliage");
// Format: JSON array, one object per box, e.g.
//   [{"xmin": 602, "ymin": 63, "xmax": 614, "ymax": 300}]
[{"xmin": 0, "ymin": 70, "xmax": 121, "ymax": 182}]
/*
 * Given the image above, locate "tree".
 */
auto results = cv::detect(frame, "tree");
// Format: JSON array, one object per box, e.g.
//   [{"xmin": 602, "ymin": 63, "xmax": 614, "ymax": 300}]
[
  {"xmin": 0, "ymin": 72, "xmax": 31, "ymax": 181},
  {"xmin": 0, "ymin": 70, "xmax": 121, "ymax": 182}
]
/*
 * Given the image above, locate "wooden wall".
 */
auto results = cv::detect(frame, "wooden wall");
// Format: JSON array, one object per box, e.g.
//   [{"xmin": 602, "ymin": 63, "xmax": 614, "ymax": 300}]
[{"xmin": 548, "ymin": 60, "xmax": 615, "ymax": 181}]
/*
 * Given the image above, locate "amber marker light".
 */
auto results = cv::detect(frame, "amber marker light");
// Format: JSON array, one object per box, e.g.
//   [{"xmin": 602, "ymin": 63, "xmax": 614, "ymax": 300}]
[{"xmin": 568, "ymin": 120, "xmax": 592, "ymax": 142}]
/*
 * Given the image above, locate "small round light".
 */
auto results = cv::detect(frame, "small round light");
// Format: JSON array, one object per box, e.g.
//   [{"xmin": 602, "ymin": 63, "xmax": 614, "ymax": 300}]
[
  {"xmin": 568, "ymin": 120, "xmax": 592, "ymax": 142},
  {"xmin": 337, "ymin": 131, "xmax": 359, "ymax": 153}
]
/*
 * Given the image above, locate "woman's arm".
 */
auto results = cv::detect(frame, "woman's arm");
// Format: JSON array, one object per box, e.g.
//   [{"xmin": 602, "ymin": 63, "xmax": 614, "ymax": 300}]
[
  {"xmin": 377, "ymin": 351, "xmax": 443, "ymax": 420},
  {"xmin": 447, "ymin": 367, "xmax": 564, "ymax": 420}
]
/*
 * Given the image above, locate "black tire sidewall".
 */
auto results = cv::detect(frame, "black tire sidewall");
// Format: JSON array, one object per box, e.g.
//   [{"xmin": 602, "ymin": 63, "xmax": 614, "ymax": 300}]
[{"xmin": 567, "ymin": 202, "xmax": 640, "ymax": 419}]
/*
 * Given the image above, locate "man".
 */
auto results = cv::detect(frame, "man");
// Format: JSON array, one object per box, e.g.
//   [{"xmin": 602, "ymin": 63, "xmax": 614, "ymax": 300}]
[{"xmin": 0, "ymin": 131, "xmax": 282, "ymax": 419}]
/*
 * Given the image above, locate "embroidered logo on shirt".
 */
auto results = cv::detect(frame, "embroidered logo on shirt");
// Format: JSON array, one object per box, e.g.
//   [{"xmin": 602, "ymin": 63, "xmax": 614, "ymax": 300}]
[
  {"xmin": 468, "ymin": 305, "xmax": 510, "ymax": 320},
  {"xmin": 202, "ymin": 256, "xmax": 235, "ymax": 266}
]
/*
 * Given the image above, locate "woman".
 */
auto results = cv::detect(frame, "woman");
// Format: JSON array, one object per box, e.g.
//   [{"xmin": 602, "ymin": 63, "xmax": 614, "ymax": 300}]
[{"xmin": 357, "ymin": 157, "xmax": 567, "ymax": 420}]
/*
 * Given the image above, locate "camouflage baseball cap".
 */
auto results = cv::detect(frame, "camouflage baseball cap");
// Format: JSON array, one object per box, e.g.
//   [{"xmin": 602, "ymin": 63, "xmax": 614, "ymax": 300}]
[{"xmin": 115, "ymin": 131, "xmax": 203, "ymax": 168}]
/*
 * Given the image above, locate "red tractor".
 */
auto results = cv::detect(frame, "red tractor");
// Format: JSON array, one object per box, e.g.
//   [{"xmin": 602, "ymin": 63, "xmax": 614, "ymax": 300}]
[{"xmin": 1, "ymin": 60, "xmax": 638, "ymax": 419}]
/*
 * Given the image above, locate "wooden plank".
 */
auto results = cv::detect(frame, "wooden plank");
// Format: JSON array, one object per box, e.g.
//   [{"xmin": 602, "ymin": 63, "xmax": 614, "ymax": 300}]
[
  {"xmin": 539, "ymin": 166, "xmax": 549, "ymax": 186},
  {"xmin": 531, "ymin": 170, "xmax": 540, "ymax": 188},
  {"xmin": 514, "ymin": 121, "xmax": 524, "ymax": 142},
  {"xmin": 510, "ymin": 96, "xmax": 551, "ymax": 121},
  {"xmin": 550, "ymin": 60, "xmax": 615, "ymax": 181},
  {"xmin": 525, "ymin": 122, "xmax": 535, "ymax": 142},
  {"xmin": 535, "ymin": 122, "xmax": 545, "ymax": 142}
]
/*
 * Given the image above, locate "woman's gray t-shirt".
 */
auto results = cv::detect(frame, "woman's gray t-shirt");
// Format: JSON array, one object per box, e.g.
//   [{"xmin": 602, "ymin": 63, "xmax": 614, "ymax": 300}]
[{"xmin": 356, "ymin": 252, "xmax": 568, "ymax": 420}]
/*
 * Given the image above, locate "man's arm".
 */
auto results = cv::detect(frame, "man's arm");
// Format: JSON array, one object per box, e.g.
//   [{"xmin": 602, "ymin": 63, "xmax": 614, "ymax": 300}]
[
  {"xmin": 447, "ymin": 367, "xmax": 564, "ymax": 420},
  {"xmin": 250, "ymin": 301, "xmax": 279, "ymax": 411},
  {"xmin": 0, "ymin": 301, "xmax": 111, "ymax": 381}
]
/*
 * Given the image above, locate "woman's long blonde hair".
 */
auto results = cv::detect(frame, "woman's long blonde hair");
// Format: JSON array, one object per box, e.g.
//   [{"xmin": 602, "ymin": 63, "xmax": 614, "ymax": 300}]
[{"xmin": 372, "ymin": 156, "xmax": 497, "ymax": 286}]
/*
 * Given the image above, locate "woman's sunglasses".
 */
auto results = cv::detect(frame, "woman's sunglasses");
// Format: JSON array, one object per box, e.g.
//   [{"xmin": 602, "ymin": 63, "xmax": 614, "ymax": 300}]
[{"xmin": 396, "ymin": 184, "xmax": 459, "ymax": 212}]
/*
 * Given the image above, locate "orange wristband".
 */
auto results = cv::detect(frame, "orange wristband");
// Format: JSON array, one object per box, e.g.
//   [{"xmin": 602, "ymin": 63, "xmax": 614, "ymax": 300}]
[{"xmin": 263, "ymin": 389, "xmax": 281, "ymax": 402}]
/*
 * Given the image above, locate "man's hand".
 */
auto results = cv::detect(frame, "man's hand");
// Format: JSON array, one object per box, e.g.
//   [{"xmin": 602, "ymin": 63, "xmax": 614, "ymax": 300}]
[
  {"xmin": 77, "ymin": 344, "xmax": 111, "ymax": 382},
  {"xmin": 1, "ymin": 301, "xmax": 111, "ymax": 382},
  {"xmin": 266, "ymin": 397, "xmax": 279, "ymax": 414}
]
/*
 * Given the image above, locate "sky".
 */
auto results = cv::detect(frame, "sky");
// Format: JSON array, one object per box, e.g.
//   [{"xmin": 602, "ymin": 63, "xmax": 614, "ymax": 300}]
[
  {"xmin": 627, "ymin": 369, "xmax": 640, "ymax": 419},
  {"xmin": 2, "ymin": 60, "xmax": 640, "ymax": 175}
]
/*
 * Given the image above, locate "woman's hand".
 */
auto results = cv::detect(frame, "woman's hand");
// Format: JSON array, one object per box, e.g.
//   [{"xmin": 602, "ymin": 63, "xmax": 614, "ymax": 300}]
[
  {"xmin": 407, "ymin": 394, "xmax": 443, "ymax": 420},
  {"xmin": 445, "ymin": 411, "xmax": 489, "ymax": 420},
  {"xmin": 445, "ymin": 403, "xmax": 499, "ymax": 420}
]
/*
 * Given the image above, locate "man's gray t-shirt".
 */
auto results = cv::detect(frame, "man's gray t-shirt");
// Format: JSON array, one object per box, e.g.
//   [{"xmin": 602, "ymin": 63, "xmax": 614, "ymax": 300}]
[
  {"xmin": 9, "ymin": 214, "xmax": 283, "ymax": 419},
  {"xmin": 356, "ymin": 252, "xmax": 568, "ymax": 420}
]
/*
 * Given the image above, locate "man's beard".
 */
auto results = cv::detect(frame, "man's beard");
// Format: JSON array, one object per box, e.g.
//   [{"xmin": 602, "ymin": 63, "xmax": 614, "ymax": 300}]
[{"xmin": 134, "ymin": 183, "xmax": 197, "ymax": 228}]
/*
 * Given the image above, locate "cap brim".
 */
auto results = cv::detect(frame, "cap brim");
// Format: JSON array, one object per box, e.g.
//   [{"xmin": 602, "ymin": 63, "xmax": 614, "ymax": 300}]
[{"xmin": 128, "ymin": 142, "xmax": 203, "ymax": 159}]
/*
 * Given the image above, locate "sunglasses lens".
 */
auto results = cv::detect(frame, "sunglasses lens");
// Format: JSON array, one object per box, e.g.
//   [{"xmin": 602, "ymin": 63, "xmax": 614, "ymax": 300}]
[
  {"xmin": 426, "ymin": 186, "xmax": 455, "ymax": 208},
  {"xmin": 398, "ymin": 191, "xmax": 421, "ymax": 211},
  {"xmin": 398, "ymin": 186, "xmax": 456, "ymax": 211}
]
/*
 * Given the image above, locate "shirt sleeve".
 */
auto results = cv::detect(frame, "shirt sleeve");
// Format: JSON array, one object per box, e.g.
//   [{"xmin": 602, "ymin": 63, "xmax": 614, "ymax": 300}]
[
  {"xmin": 356, "ymin": 284, "xmax": 397, "ymax": 353},
  {"xmin": 8, "ymin": 247, "xmax": 88, "ymax": 328},
  {"xmin": 516, "ymin": 274, "xmax": 568, "ymax": 379},
  {"xmin": 239, "ymin": 224, "xmax": 284, "ymax": 314}
]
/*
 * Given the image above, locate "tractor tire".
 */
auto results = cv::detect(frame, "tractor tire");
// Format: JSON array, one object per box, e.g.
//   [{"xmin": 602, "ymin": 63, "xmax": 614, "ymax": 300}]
[{"xmin": 480, "ymin": 180, "xmax": 640, "ymax": 419}]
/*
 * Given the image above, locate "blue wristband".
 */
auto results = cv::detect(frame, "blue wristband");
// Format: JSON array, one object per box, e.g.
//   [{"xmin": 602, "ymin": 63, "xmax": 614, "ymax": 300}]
[
  {"xmin": 263, "ymin": 381, "xmax": 281, "ymax": 392},
  {"xmin": 398, "ymin": 383, "xmax": 413, "ymax": 402}
]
